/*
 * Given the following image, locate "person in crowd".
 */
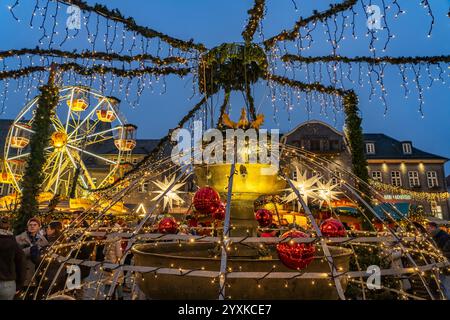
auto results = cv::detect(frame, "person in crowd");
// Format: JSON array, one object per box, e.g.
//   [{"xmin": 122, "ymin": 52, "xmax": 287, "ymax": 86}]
[
  {"xmin": 45, "ymin": 221, "xmax": 63, "ymax": 245},
  {"xmin": 102, "ymin": 220, "xmax": 124, "ymax": 300},
  {"xmin": 0, "ymin": 217, "xmax": 25, "ymax": 300},
  {"xmin": 16, "ymin": 217, "xmax": 49, "ymax": 288},
  {"xmin": 426, "ymin": 222, "xmax": 450, "ymax": 299}
]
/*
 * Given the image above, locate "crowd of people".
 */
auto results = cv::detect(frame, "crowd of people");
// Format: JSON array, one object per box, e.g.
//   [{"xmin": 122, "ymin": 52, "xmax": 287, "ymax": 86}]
[
  {"xmin": 0, "ymin": 214, "xmax": 449, "ymax": 300},
  {"xmin": 0, "ymin": 216, "xmax": 131, "ymax": 300}
]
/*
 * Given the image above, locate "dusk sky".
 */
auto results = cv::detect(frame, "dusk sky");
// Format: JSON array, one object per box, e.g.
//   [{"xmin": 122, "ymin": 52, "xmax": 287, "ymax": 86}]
[{"xmin": 1, "ymin": 0, "xmax": 449, "ymax": 171}]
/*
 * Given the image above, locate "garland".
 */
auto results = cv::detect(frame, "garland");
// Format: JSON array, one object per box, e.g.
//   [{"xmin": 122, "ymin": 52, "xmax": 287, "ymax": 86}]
[
  {"xmin": 263, "ymin": 0, "xmax": 358, "ymax": 48},
  {"xmin": 14, "ymin": 67, "xmax": 60, "ymax": 234},
  {"xmin": 343, "ymin": 91, "xmax": 369, "ymax": 184},
  {"xmin": 0, "ymin": 63, "xmax": 190, "ymax": 81},
  {"xmin": 282, "ymin": 54, "xmax": 450, "ymax": 65},
  {"xmin": 55, "ymin": 0, "xmax": 206, "ymax": 52},
  {"xmin": 265, "ymin": 73, "xmax": 347, "ymax": 96},
  {"xmin": 370, "ymin": 180, "xmax": 450, "ymax": 202},
  {"xmin": 0, "ymin": 48, "xmax": 188, "ymax": 66},
  {"xmin": 198, "ymin": 43, "xmax": 268, "ymax": 95},
  {"xmin": 242, "ymin": 0, "xmax": 265, "ymax": 43}
]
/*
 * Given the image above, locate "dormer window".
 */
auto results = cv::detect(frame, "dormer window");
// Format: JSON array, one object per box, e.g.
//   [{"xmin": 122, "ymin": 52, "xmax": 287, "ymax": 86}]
[
  {"xmin": 402, "ymin": 143, "xmax": 412, "ymax": 154},
  {"xmin": 366, "ymin": 143, "xmax": 375, "ymax": 154}
]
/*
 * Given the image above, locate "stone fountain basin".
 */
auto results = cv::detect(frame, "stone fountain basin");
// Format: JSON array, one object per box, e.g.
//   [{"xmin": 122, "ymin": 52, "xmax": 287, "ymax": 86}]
[{"xmin": 132, "ymin": 242, "xmax": 352, "ymax": 300}]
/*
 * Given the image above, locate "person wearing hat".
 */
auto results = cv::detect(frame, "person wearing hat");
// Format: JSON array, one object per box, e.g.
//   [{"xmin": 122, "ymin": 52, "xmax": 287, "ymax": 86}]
[
  {"xmin": 0, "ymin": 217, "xmax": 25, "ymax": 300},
  {"xmin": 15, "ymin": 217, "xmax": 49, "ymax": 288}
]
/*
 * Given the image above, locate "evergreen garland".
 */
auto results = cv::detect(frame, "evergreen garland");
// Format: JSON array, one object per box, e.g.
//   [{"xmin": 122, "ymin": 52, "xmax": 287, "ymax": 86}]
[
  {"xmin": 343, "ymin": 91, "xmax": 369, "ymax": 184},
  {"xmin": 13, "ymin": 71, "xmax": 59, "ymax": 234}
]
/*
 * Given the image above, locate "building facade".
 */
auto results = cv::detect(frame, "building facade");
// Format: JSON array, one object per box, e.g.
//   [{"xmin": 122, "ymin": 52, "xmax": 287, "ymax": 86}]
[
  {"xmin": 281, "ymin": 120, "xmax": 449, "ymax": 220},
  {"xmin": 364, "ymin": 134, "xmax": 449, "ymax": 219}
]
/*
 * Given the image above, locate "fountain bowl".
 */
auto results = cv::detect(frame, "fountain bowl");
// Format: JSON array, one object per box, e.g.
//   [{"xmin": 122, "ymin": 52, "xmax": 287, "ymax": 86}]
[{"xmin": 132, "ymin": 242, "xmax": 352, "ymax": 300}]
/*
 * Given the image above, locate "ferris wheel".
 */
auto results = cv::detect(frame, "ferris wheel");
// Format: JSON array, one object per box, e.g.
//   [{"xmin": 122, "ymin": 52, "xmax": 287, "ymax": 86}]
[{"xmin": 3, "ymin": 86, "xmax": 137, "ymax": 199}]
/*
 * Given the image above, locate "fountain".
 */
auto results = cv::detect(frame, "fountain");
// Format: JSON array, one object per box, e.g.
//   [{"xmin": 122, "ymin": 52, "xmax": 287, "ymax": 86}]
[{"xmin": 132, "ymin": 163, "xmax": 353, "ymax": 299}]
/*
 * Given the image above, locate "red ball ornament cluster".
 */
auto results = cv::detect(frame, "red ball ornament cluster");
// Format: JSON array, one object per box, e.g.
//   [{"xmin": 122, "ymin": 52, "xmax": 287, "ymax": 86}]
[
  {"xmin": 255, "ymin": 209, "xmax": 273, "ymax": 227},
  {"xmin": 158, "ymin": 217, "xmax": 178, "ymax": 234},
  {"xmin": 320, "ymin": 218, "xmax": 346, "ymax": 238},
  {"xmin": 193, "ymin": 187, "xmax": 221, "ymax": 214},
  {"xmin": 276, "ymin": 230, "xmax": 316, "ymax": 270}
]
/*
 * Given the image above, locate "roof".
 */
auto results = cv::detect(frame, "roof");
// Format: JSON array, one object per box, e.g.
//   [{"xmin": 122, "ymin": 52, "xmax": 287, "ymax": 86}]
[
  {"xmin": 282, "ymin": 120, "xmax": 344, "ymax": 140},
  {"xmin": 363, "ymin": 133, "xmax": 448, "ymax": 161}
]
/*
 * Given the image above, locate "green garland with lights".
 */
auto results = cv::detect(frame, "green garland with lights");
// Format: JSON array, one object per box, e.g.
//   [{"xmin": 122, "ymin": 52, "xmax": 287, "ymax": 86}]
[
  {"xmin": 281, "ymin": 54, "xmax": 450, "ymax": 65},
  {"xmin": 0, "ymin": 63, "xmax": 190, "ymax": 81},
  {"xmin": 55, "ymin": 0, "xmax": 206, "ymax": 52},
  {"xmin": 198, "ymin": 43, "xmax": 268, "ymax": 95},
  {"xmin": 242, "ymin": 0, "xmax": 265, "ymax": 43},
  {"xmin": 343, "ymin": 91, "xmax": 369, "ymax": 184},
  {"xmin": 13, "ymin": 69, "xmax": 60, "ymax": 234},
  {"xmin": 263, "ymin": 0, "xmax": 358, "ymax": 48},
  {"xmin": 0, "ymin": 48, "xmax": 188, "ymax": 66}
]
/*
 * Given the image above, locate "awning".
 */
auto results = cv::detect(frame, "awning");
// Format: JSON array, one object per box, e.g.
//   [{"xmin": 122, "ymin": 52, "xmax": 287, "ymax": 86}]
[{"xmin": 373, "ymin": 202, "xmax": 410, "ymax": 221}]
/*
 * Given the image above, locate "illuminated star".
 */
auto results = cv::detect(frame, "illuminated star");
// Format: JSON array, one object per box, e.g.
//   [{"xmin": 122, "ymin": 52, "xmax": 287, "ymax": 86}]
[
  {"xmin": 151, "ymin": 175, "xmax": 185, "ymax": 210},
  {"xmin": 314, "ymin": 180, "xmax": 341, "ymax": 208},
  {"xmin": 283, "ymin": 166, "xmax": 320, "ymax": 204}
]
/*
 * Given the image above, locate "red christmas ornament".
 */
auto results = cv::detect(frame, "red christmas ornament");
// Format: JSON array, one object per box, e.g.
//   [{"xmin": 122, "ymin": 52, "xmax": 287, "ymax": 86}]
[
  {"xmin": 276, "ymin": 230, "xmax": 316, "ymax": 270},
  {"xmin": 158, "ymin": 217, "xmax": 178, "ymax": 234},
  {"xmin": 193, "ymin": 187, "xmax": 221, "ymax": 214},
  {"xmin": 320, "ymin": 218, "xmax": 346, "ymax": 238},
  {"xmin": 255, "ymin": 209, "xmax": 273, "ymax": 227},
  {"xmin": 187, "ymin": 217, "xmax": 198, "ymax": 228},
  {"xmin": 212, "ymin": 202, "xmax": 226, "ymax": 221}
]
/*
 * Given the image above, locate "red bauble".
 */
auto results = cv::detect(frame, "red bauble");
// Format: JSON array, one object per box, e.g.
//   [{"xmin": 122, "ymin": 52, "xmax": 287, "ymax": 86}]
[
  {"xmin": 276, "ymin": 230, "xmax": 316, "ymax": 270},
  {"xmin": 158, "ymin": 217, "xmax": 178, "ymax": 234},
  {"xmin": 255, "ymin": 209, "xmax": 273, "ymax": 227},
  {"xmin": 193, "ymin": 187, "xmax": 221, "ymax": 214},
  {"xmin": 212, "ymin": 202, "xmax": 226, "ymax": 221},
  {"xmin": 187, "ymin": 217, "xmax": 198, "ymax": 228},
  {"xmin": 320, "ymin": 218, "xmax": 346, "ymax": 238}
]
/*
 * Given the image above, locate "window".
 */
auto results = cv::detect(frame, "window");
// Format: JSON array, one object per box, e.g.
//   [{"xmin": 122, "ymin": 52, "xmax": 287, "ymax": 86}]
[
  {"xmin": 402, "ymin": 143, "xmax": 412, "ymax": 154},
  {"xmin": 408, "ymin": 171, "xmax": 420, "ymax": 187},
  {"xmin": 371, "ymin": 171, "xmax": 382, "ymax": 182},
  {"xmin": 430, "ymin": 201, "xmax": 443, "ymax": 219},
  {"xmin": 138, "ymin": 182, "xmax": 149, "ymax": 193},
  {"xmin": 331, "ymin": 171, "xmax": 341, "ymax": 185},
  {"xmin": 390, "ymin": 171, "xmax": 402, "ymax": 187},
  {"xmin": 330, "ymin": 140, "xmax": 340, "ymax": 151},
  {"xmin": 292, "ymin": 170, "xmax": 297, "ymax": 180},
  {"xmin": 427, "ymin": 171, "xmax": 438, "ymax": 188},
  {"xmin": 366, "ymin": 143, "xmax": 375, "ymax": 154},
  {"xmin": 310, "ymin": 140, "xmax": 321, "ymax": 151}
]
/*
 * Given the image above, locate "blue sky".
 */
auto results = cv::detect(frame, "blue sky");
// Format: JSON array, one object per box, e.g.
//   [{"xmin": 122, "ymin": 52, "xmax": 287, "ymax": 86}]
[{"xmin": 0, "ymin": 0, "xmax": 449, "ymax": 172}]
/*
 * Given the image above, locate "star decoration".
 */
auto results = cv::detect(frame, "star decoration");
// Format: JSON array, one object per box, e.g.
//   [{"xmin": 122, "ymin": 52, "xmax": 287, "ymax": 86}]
[
  {"xmin": 283, "ymin": 167, "xmax": 320, "ymax": 204},
  {"xmin": 151, "ymin": 175, "xmax": 186, "ymax": 210},
  {"xmin": 314, "ymin": 180, "xmax": 341, "ymax": 208}
]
